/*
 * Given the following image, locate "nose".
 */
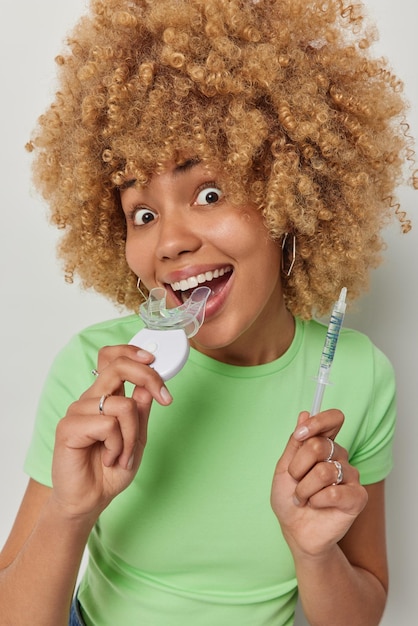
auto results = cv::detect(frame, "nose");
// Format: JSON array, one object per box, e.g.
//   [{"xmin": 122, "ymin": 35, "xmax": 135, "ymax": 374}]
[{"xmin": 155, "ymin": 212, "xmax": 202, "ymax": 261}]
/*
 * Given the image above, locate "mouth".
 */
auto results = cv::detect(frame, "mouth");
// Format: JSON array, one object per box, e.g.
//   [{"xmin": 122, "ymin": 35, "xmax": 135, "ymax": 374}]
[{"xmin": 166, "ymin": 266, "xmax": 233, "ymax": 304}]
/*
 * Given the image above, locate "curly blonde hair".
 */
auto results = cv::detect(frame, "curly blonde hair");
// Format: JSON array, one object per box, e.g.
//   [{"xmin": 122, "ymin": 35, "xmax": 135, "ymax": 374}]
[{"xmin": 28, "ymin": 0, "xmax": 415, "ymax": 319}]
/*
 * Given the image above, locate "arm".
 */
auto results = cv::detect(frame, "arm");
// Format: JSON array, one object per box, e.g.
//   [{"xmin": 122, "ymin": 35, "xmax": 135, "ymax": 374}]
[
  {"xmin": 271, "ymin": 410, "xmax": 388, "ymax": 626},
  {"xmin": 0, "ymin": 479, "xmax": 94, "ymax": 626},
  {"xmin": 0, "ymin": 344, "xmax": 172, "ymax": 626},
  {"xmin": 292, "ymin": 482, "xmax": 387, "ymax": 626}
]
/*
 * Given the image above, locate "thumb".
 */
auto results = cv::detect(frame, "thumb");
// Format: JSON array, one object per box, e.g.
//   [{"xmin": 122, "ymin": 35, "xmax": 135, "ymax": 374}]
[
  {"xmin": 276, "ymin": 411, "xmax": 310, "ymax": 472},
  {"xmin": 132, "ymin": 386, "xmax": 154, "ymax": 446},
  {"xmin": 295, "ymin": 410, "xmax": 310, "ymax": 429}
]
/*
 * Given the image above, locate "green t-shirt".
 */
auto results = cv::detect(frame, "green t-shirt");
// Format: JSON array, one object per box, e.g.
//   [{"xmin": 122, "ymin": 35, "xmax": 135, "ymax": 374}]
[{"xmin": 24, "ymin": 316, "xmax": 396, "ymax": 626}]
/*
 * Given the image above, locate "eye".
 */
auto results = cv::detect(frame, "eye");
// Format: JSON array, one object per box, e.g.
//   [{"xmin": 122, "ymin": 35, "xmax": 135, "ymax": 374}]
[
  {"xmin": 132, "ymin": 207, "xmax": 158, "ymax": 226},
  {"xmin": 195, "ymin": 184, "xmax": 223, "ymax": 206}
]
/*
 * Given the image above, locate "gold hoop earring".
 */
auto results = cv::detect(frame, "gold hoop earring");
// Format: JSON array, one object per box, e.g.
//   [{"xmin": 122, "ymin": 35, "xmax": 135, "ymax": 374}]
[{"xmin": 281, "ymin": 233, "xmax": 296, "ymax": 277}]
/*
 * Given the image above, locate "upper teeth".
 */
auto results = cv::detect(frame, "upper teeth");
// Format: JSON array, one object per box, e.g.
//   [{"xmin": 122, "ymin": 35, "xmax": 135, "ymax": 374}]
[{"xmin": 170, "ymin": 266, "xmax": 232, "ymax": 292}]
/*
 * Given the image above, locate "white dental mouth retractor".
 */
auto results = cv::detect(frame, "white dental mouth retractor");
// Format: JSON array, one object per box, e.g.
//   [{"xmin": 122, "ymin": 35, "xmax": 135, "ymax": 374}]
[{"xmin": 129, "ymin": 286, "xmax": 211, "ymax": 380}]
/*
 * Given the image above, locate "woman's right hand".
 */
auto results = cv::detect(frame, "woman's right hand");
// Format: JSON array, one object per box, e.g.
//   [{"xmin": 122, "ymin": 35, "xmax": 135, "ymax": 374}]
[{"xmin": 51, "ymin": 345, "xmax": 172, "ymax": 522}]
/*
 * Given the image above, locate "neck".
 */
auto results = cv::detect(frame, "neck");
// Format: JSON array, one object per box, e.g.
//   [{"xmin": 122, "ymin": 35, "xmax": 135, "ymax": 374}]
[{"xmin": 190, "ymin": 304, "xmax": 295, "ymax": 367}]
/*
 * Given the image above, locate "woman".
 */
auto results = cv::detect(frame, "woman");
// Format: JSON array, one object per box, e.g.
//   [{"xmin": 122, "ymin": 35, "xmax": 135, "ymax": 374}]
[{"xmin": 0, "ymin": 1, "xmax": 414, "ymax": 624}]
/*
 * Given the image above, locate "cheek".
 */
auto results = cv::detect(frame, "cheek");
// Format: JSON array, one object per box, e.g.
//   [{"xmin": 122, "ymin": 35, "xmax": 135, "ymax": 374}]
[
  {"xmin": 124, "ymin": 234, "xmax": 150, "ymax": 279},
  {"xmin": 207, "ymin": 209, "xmax": 260, "ymax": 251},
  {"xmin": 228, "ymin": 212, "xmax": 280, "ymax": 265}
]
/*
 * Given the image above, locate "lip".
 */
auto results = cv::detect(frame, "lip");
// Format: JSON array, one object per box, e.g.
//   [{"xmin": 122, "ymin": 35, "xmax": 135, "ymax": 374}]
[
  {"xmin": 162, "ymin": 264, "xmax": 232, "ymax": 286},
  {"xmin": 162, "ymin": 264, "xmax": 234, "ymax": 320},
  {"xmin": 202, "ymin": 271, "xmax": 234, "ymax": 320}
]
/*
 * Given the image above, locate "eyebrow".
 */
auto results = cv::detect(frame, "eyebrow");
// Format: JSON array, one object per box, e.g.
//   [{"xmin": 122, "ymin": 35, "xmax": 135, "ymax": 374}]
[
  {"xmin": 172, "ymin": 157, "xmax": 201, "ymax": 177},
  {"xmin": 118, "ymin": 157, "xmax": 201, "ymax": 190},
  {"xmin": 118, "ymin": 179, "xmax": 137, "ymax": 190}
]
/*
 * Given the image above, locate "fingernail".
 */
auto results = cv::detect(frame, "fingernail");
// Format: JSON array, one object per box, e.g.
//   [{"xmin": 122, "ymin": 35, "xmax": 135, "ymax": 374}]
[
  {"xmin": 135, "ymin": 349, "xmax": 153, "ymax": 360},
  {"xmin": 294, "ymin": 425, "xmax": 309, "ymax": 440},
  {"xmin": 293, "ymin": 494, "xmax": 302, "ymax": 507},
  {"xmin": 160, "ymin": 386, "xmax": 172, "ymax": 404},
  {"xmin": 127, "ymin": 453, "xmax": 135, "ymax": 470}
]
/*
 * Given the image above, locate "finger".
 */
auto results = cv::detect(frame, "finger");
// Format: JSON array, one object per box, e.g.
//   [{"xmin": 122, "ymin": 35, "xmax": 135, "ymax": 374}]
[
  {"xmin": 96, "ymin": 344, "xmax": 155, "ymax": 373},
  {"xmin": 90, "ymin": 345, "xmax": 155, "ymax": 394},
  {"xmin": 83, "ymin": 351, "xmax": 172, "ymax": 406},
  {"xmin": 66, "ymin": 395, "xmax": 142, "ymax": 469},
  {"xmin": 275, "ymin": 411, "xmax": 310, "ymax": 473},
  {"xmin": 57, "ymin": 412, "xmax": 125, "ymax": 466},
  {"xmin": 288, "ymin": 438, "xmax": 348, "ymax": 482},
  {"xmin": 293, "ymin": 459, "xmax": 359, "ymax": 507},
  {"xmin": 100, "ymin": 395, "xmax": 142, "ymax": 469},
  {"xmin": 100, "ymin": 416, "xmax": 126, "ymax": 468},
  {"xmin": 293, "ymin": 408, "xmax": 345, "ymax": 443},
  {"xmin": 304, "ymin": 482, "xmax": 368, "ymax": 517},
  {"xmin": 132, "ymin": 386, "xmax": 154, "ymax": 446}
]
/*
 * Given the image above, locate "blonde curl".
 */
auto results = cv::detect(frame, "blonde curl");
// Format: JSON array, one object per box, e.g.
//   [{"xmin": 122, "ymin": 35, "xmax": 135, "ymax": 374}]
[{"xmin": 28, "ymin": 0, "xmax": 415, "ymax": 319}]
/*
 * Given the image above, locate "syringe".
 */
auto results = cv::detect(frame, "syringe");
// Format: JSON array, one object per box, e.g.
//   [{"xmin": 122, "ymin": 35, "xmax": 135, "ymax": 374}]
[{"xmin": 310, "ymin": 287, "xmax": 347, "ymax": 416}]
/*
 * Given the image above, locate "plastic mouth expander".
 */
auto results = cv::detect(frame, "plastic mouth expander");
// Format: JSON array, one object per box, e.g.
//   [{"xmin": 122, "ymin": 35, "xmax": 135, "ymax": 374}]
[{"xmin": 128, "ymin": 286, "xmax": 211, "ymax": 381}]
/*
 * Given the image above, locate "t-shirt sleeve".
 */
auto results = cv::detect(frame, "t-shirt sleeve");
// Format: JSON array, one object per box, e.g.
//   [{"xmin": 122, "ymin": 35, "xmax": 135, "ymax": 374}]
[
  {"xmin": 23, "ymin": 333, "xmax": 98, "ymax": 487},
  {"xmin": 347, "ymin": 343, "xmax": 397, "ymax": 485}
]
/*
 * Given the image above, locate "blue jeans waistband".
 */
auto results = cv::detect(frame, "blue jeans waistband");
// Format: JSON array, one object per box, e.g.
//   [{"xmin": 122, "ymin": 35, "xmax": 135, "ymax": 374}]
[{"xmin": 69, "ymin": 595, "xmax": 86, "ymax": 626}]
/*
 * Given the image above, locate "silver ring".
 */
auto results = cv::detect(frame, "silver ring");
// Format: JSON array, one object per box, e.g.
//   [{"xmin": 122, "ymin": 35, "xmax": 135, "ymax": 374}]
[
  {"xmin": 92, "ymin": 369, "xmax": 99, "ymax": 377},
  {"xmin": 324, "ymin": 437, "xmax": 335, "ymax": 462},
  {"xmin": 327, "ymin": 459, "xmax": 343, "ymax": 485},
  {"xmin": 99, "ymin": 394, "xmax": 110, "ymax": 415}
]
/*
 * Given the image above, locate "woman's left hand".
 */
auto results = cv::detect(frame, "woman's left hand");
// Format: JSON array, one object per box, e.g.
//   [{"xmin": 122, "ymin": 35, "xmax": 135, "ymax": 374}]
[{"xmin": 271, "ymin": 409, "xmax": 368, "ymax": 558}]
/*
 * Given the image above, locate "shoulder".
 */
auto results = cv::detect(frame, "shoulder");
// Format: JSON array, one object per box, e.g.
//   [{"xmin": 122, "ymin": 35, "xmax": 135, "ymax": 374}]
[
  {"xmin": 59, "ymin": 314, "xmax": 143, "ymax": 358},
  {"xmin": 304, "ymin": 317, "xmax": 373, "ymax": 349},
  {"xmin": 72, "ymin": 313, "xmax": 143, "ymax": 347},
  {"xmin": 302, "ymin": 318, "xmax": 395, "ymax": 386},
  {"xmin": 304, "ymin": 318, "xmax": 393, "ymax": 364},
  {"xmin": 45, "ymin": 314, "xmax": 143, "ymax": 384}
]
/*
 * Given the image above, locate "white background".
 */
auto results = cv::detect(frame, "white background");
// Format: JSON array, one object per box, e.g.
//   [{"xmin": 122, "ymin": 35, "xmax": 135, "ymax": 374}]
[{"xmin": 0, "ymin": 1, "xmax": 417, "ymax": 624}]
